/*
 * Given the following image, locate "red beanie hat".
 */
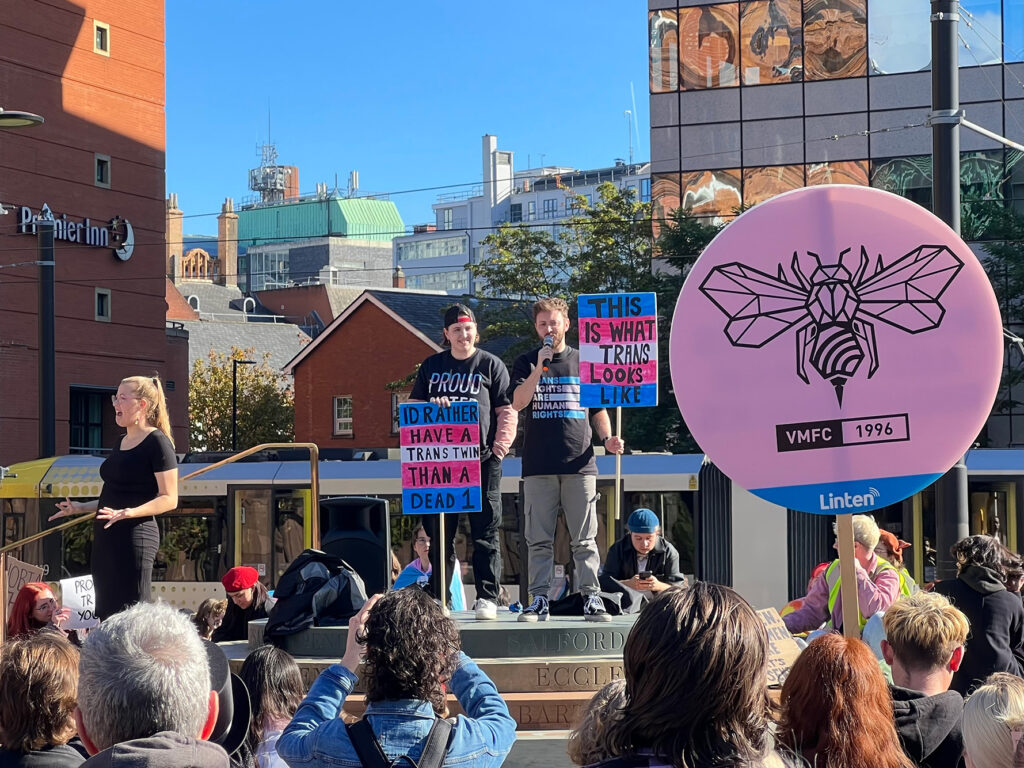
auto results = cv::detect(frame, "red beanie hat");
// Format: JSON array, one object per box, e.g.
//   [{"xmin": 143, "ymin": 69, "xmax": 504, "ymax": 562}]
[{"xmin": 221, "ymin": 566, "xmax": 259, "ymax": 592}]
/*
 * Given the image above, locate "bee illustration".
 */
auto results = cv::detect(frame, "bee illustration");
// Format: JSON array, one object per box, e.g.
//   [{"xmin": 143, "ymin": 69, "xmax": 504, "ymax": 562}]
[{"xmin": 699, "ymin": 245, "xmax": 963, "ymax": 405}]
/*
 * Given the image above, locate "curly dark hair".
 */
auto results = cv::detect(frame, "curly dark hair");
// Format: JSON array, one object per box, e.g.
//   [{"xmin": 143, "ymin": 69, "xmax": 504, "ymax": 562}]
[
  {"xmin": 951, "ymin": 535, "xmax": 1004, "ymax": 575},
  {"xmin": 360, "ymin": 588, "xmax": 460, "ymax": 714}
]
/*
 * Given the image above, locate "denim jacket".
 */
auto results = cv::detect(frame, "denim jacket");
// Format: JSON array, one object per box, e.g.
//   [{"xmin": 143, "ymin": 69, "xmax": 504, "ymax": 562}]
[{"xmin": 277, "ymin": 652, "xmax": 516, "ymax": 768}]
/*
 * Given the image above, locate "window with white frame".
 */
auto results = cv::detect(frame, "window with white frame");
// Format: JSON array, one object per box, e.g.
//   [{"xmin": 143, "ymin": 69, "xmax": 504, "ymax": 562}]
[
  {"xmin": 93, "ymin": 21, "xmax": 110, "ymax": 55},
  {"xmin": 333, "ymin": 395, "xmax": 353, "ymax": 436},
  {"xmin": 95, "ymin": 287, "xmax": 111, "ymax": 321}
]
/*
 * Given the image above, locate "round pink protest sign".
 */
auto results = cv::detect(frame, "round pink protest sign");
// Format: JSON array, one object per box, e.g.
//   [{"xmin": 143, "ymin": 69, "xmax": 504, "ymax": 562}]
[{"xmin": 671, "ymin": 185, "xmax": 1003, "ymax": 514}]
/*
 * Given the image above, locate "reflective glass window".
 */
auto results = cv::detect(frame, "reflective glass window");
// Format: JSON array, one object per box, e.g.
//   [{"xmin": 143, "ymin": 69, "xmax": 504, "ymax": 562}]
[
  {"xmin": 652, "ymin": 173, "xmax": 682, "ymax": 243},
  {"xmin": 680, "ymin": 169, "xmax": 743, "ymax": 224},
  {"xmin": 680, "ymin": 4, "xmax": 740, "ymax": 89},
  {"xmin": 960, "ymin": 0, "xmax": 1003, "ymax": 66},
  {"xmin": 1006, "ymin": 1, "xmax": 1024, "ymax": 63},
  {"xmin": 743, "ymin": 165, "xmax": 805, "ymax": 206},
  {"xmin": 871, "ymin": 155, "xmax": 933, "ymax": 207},
  {"xmin": 650, "ymin": 10, "xmax": 680, "ymax": 93},
  {"xmin": 740, "ymin": 0, "xmax": 803, "ymax": 85},
  {"xmin": 806, "ymin": 160, "xmax": 869, "ymax": 186},
  {"xmin": 803, "ymin": 0, "xmax": 866, "ymax": 79},
  {"xmin": 868, "ymin": 0, "xmax": 931, "ymax": 74}
]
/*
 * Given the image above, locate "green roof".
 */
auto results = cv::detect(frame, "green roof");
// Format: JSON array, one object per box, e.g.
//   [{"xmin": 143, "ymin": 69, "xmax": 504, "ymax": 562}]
[{"xmin": 238, "ymin": 197, "xmax": 404, "ymax": 246}]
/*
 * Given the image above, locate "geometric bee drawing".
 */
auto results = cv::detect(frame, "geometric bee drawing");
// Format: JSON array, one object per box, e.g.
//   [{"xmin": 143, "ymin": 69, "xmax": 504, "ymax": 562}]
[{"xmin": 699, "ymin": 245, "xmax": 963, "ymax": 406}]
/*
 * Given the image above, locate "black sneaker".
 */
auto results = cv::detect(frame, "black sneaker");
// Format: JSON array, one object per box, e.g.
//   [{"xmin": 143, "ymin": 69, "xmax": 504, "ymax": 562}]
[
  {"xmin": 583, "ymin": 594, "xmax": 612, "ymax": 622},
  {"xmin": 518, "ymin": 594, "xmax": 549, "ymax": 622}
]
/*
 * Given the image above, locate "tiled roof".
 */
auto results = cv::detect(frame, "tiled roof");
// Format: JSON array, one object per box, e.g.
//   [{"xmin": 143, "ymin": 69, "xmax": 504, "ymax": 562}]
[{"xmin": 182, "ymin": 320, "xmax": 311, "ymax": 375}]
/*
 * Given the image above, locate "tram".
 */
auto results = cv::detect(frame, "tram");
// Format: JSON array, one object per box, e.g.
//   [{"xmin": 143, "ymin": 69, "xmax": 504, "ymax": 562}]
[{"xmin": 1, "ymin": 449, "xmax": 1020, "ymax": 610}]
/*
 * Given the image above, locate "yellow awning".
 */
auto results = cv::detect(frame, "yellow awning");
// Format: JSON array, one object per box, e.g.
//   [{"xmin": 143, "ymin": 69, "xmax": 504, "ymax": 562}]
[{"xmin": 0, "ymin": 458, "xmax": 57, "ymax": 498}]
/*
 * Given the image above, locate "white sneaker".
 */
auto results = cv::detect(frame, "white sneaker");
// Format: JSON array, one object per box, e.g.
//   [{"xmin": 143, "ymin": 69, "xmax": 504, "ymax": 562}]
[{"xmin": 474, "ymin": 598, "xmax": 498, "ymax": 621}]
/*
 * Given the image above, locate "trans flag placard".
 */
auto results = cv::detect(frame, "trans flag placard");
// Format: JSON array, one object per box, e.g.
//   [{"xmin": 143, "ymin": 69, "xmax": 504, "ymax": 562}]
[
  {"xmin": 578, "ymin": 292, "xmax": 658, "ymax": 408},
  {"xmin": 399, "ymin": 401, "xmax": 481, "ymax": 514}
]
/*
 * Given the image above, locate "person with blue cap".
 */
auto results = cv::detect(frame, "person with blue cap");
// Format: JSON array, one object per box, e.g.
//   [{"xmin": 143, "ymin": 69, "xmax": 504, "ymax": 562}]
[{"xmin": 600, "ymin": 508, "xmax": 687, "ymax": 610}]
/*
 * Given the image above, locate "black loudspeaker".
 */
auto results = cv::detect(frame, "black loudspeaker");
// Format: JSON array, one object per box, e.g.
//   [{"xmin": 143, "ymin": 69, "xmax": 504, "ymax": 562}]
[{"xmin": 320, "ymin": 496, "xmax": 391, "ymax": 596}]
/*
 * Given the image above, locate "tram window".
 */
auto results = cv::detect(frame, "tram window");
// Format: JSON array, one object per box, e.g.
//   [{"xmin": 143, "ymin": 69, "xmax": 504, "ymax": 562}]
[
  {"xmin": 155, "ymin": 514, "xmax": 216, "ymax": 583},
  {"xmin": 625, "ymin": 492, "xmax": 696, "ymax": 575},
  {"xmin": 274, "ymin": 492, "xmax": 306, "ymax": 582}
]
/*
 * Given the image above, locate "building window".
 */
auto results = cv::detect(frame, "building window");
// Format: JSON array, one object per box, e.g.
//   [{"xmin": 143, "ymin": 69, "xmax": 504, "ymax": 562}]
[
  {"xmin": 333, "ymin": 395, "xmax": 353, "ymax": 437},
  {"xmin": 95, "ymin": 288, "xmax": 111, "ymax": 322},
  {"xmin": 542, "ymin": 198, "xmax": 558, "ymax": 219},
  {"xmin": 95, "ymin": 154, "xmax": 111, "ymax": 188},
  {"xmin": 640, "ymin": 178, "xmax": 652, "ymax": 203},
  {"xmin": 391, "ymin": 391, "xmax": 410, "ymax": 434},
  {"xmin": 527, "ymin": 201, "xmax": 536, "ymax": 221},
  {"xmin": 70, "ymin": 390, "xmax": 106, "ymax": 455},
  {"xmin": 442, "ymin": 208, "xmax": 453, "ymax": 230},
  {"xmin": 510, "ymin": 203, "xmax": 522, "ymax": 223},
  {"xmin": 93, "ymin": 21, "xmax": 110, "ymax": 56}
]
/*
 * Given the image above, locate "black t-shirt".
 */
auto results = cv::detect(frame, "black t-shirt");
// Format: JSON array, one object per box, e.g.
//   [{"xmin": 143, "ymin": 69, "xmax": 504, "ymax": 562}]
[
  {"xmin": 410, "ymin": 349, "xmax": 512, "ymax": 460},
  {"xmin": 95, "ymin": 430, "xmax": 177, "ymax": 534},
  {"xmin": 511, "ymin": 345, "xmax": 604, "ymax": 476}
]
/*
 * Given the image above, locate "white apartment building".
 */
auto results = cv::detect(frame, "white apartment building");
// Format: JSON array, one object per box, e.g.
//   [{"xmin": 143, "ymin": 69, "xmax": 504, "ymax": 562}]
[{"xmin": 394, "ymin": 134, "xmax": 651, "ymax": 295}]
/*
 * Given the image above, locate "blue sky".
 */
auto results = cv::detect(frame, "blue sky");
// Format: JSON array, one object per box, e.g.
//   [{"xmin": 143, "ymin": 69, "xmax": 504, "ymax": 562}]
[{"xmin": 166, "ymin": 1, "xmax": 650, "ymax": 236}]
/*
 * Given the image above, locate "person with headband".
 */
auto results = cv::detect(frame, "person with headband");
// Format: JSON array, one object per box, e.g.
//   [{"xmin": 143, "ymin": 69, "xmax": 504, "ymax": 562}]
[
  {"xmin": 409, "ymin": 304, "xmax": 516, "ymax": 621},
  {"xmin": 50, "ymin": 375, "xmax": 178, "ymax": 619}
]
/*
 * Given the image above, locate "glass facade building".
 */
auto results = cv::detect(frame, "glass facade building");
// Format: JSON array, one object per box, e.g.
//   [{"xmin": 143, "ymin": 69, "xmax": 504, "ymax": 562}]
[{"xmin": 649, "ymin": 0, "xmax": 1024, "ymax": 230}]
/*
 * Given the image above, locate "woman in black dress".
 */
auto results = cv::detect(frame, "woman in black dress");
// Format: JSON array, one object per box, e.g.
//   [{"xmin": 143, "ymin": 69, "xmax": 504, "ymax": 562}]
[{"xmin": 49, "ymin": 375, "xmax": 178, "ymax": 619}]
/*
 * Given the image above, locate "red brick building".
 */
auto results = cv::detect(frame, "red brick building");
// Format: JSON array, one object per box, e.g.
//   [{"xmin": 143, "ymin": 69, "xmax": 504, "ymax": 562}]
[
  {"xmin": 0, "ymin": 0, "xmax": 187, "ymax": 463},
  {"xmin": 284, "ymin": 290, "xmax": 514, "ymax": 454}
]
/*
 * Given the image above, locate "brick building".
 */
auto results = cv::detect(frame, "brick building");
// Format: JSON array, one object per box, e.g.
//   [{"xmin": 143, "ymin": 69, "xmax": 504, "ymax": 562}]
[
  {"xmin": 0, "ymin": 0, "xmax": 187, "ymax": 463},
  {"xmin": 284, "ymin": 290, "xmax": 514, "ymax": 454}
]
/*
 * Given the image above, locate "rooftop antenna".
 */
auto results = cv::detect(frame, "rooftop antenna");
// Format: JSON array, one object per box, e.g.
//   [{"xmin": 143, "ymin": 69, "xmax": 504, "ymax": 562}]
[
  {"xmin": 625, "ymin": 110, "xmax": 634, "ymax": 165},
  {"xmin": 630, "ymin": 81, "xmax": 641, "ymax": 162}
]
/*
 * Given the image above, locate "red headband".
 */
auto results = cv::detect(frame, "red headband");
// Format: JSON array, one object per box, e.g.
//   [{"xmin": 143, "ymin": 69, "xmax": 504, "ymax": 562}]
[{"xmin": 455, "ymin": 316, "xmax": 472, "ymax": 323}]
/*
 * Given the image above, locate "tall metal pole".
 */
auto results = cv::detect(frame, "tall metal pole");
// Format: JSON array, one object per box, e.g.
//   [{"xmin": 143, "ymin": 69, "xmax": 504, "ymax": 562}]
[
  {"xmin": 37, "ymin": 216, "xmax": 55, "ymax": 458},
  {"xmin": 232, "ymin": 359, "xmax": 239, "ymax": 451},
  {"xmin": 931, "ymin": 0, "xmax": 968, "ymax": 579}
]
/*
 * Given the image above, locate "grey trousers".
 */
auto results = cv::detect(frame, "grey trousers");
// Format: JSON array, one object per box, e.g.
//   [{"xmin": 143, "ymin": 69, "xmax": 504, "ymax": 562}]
[{"xmin": 524, "ymin": 474, "xmax": 600, "ymax": 598}]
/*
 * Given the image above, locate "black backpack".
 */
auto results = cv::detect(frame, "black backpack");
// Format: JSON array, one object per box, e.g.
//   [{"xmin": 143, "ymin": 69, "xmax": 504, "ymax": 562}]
[
  {"xmin": 346, "ymin": 717, "xmax": 454, "ymax": 768},
  {"xmin": 264, "ymin": 548, "xmax": 368, "ymax": 644}
]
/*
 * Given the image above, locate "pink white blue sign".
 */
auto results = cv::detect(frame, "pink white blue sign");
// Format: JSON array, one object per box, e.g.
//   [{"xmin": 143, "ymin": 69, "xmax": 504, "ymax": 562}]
[{"xmin": 670, "ymin": 185, "xmax": 1003, "ymax": 515}]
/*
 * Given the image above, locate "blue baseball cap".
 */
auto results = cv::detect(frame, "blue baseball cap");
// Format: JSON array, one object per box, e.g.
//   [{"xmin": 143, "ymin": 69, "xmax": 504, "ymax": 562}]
[{"xmin": 627, "ymin": 508, "xmax": 659, "ymax": 534}]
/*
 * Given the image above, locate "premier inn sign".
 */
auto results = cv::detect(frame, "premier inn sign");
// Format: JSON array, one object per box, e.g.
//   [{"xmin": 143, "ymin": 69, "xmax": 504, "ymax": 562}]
[{"xmin": 16, "ymin": 203, "xmax": 135, "ymax": 261}]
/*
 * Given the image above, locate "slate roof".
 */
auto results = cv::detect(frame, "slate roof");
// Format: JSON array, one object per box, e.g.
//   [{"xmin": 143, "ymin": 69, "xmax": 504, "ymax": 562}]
[
  {"xmin": 176, "ymin": 280, "xmax": 246, "ymax": 318},
  {"xmin": 182, "ymin": 320, "xmax": 311, "ymax": 376}
]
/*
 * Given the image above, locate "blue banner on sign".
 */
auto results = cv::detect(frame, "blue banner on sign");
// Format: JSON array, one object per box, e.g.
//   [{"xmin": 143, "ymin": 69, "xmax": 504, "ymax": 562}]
[
  {"xmin": 751, "ymin": 472, "xmax": 943, "ymax": 516},
  {"xmin": 580, "ymin": 382, "xmax": 658, "ymax": 408},
  {"xmin": 403, "ymin": 486, "xmax": 482, "ymax": 514}
]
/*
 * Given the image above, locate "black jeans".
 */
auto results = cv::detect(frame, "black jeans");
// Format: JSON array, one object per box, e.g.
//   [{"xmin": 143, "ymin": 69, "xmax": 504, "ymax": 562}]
[{"xmin": 425, "ymin": 454, "xmax": 503, "ymax": 604}]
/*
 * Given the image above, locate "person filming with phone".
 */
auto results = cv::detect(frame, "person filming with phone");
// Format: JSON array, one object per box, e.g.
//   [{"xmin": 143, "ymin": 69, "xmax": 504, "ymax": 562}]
[{"xmin": 600, "ymin": 508, "xmax": 687, "ymax": 611}]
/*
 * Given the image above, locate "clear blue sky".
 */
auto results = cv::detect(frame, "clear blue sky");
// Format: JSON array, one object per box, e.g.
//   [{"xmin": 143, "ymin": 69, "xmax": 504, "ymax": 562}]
[{"xmin": 166, "ymin": 1, "xmax": 650, "ymax": 237}]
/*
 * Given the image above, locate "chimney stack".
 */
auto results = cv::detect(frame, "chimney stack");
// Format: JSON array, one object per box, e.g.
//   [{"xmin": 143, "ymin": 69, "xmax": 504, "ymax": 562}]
[
  {"xmin": 166, "ymin": 193, "xmax": 183, "ymax": 282},
  {"xmin": 217, "ymin": 198, "xmax": 239, "ymax": 287},
  {"xmin": 392, "ymin": 265, "xmax": 406, "ymax": 289}
]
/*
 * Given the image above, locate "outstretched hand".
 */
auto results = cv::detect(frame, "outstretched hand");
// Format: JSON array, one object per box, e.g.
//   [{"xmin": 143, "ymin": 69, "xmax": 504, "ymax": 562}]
[
  {"xmin": 49, "ymin": 497, "xmax": 80, "ymax": 522},
  {"xmin": 341, "ymin": 594, "xmax": 380, "ymax": 672}
]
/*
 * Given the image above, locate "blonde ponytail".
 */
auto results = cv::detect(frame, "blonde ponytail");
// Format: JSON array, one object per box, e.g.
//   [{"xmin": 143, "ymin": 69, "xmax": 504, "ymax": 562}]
[{"xmin": 122, "ymin": 374, "xmax": 174, "ymax": 448}]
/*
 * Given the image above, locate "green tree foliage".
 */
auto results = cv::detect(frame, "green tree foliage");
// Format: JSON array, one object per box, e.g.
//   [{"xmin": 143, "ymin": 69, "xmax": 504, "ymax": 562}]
[
  {"xmin": 189, "ymin": 347, "xmax": 294, "ymax": 451},
  {"xmin": 468, "ymin": 183, "xmax": 721, "ymax": 452}
]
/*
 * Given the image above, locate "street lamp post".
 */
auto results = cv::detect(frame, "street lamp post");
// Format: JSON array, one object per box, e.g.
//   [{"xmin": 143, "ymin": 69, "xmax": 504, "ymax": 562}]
[{"xmin": 231, "ymin": 359, "xmax": 256, "ymax": 451}]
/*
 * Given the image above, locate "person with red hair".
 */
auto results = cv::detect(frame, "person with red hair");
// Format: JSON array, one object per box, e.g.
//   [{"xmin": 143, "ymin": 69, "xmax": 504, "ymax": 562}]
[
  {"xmin": 6, "ymin": 582, "xmax": 70, "ymax": 640},
  {"xmin": 778, "ymin": 633, "xmax": 915, "ymax": 768}
]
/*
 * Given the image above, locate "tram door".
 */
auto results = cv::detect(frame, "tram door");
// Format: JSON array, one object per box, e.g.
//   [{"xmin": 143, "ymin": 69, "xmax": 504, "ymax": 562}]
[
  {"xmin": 970, "ymin": 484, "xmax": 1017, "ymax": 550},
  {"xmin": 230, "ymin": 487, "xmax": 308, "ymax": 589}
]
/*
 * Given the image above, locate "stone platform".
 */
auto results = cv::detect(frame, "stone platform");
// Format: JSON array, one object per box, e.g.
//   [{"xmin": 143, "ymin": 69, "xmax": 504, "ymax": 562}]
[{"xmin": 231, "ymin": 610, "xmax": 637, "ymax": 730}]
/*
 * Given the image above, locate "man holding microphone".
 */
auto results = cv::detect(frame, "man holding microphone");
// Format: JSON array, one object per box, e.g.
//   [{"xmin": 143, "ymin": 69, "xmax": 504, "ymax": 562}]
[{"xmin": 511, "ymin": 297, "xmax": 624, "ymax": 622}]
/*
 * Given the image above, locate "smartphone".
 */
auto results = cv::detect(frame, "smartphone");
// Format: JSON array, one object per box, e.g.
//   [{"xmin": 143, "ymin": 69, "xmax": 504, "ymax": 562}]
[{"xmin": 638, "ymin": 570, "xmax": 652, "ymax": 580}]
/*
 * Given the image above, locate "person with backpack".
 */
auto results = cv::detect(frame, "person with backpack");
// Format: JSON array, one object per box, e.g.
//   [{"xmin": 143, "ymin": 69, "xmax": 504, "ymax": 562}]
[{"xmin": 277, "ymin": 588, "xmax": 516, "ymax": 768}]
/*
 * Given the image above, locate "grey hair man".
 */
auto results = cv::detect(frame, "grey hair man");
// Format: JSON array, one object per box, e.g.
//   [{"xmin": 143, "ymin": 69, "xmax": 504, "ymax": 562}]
[{"xmin": 75, "ymin": 601, "xmax": 228, "ymax": 768}]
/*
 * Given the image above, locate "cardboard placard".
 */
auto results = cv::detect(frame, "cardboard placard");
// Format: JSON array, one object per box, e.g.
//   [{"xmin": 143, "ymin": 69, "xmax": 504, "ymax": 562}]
[
  {"xmin": 578, "ymin": 292, "xmax": 658, "ymax": 408},
  {"xmin": 758, "ymin": 607, "xmax": 802, "ymax": 687},
  {"xmin": 6, "ymin": 556, "xmax": 45, "ymax": 615},
  {"xmin": 59, "ymin": 575, "xmax": 101, "ymax": 629},
  {"xmin": 399, "ymin": 401, "xmax": 481, "ymax": 514}
]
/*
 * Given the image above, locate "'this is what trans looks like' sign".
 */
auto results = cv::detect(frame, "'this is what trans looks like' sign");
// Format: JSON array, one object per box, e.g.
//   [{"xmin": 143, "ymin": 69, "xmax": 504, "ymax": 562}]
[
  {"xmin": 399, "ymin": 402, "xmax": 481, "ymax": 514},
  {"xmin": 671, "ymin": 185, "xmax": 1003, "ymax": 515},
  {"xmin": 578, "ymin": 292, "xmax": 658, "ymax": 408}
]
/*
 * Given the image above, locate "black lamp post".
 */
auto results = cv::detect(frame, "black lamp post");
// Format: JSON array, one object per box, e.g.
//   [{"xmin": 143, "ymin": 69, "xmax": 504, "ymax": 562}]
[{"xmin": 231, "ymin": 359, "xmax": 256, "ymax": 451}]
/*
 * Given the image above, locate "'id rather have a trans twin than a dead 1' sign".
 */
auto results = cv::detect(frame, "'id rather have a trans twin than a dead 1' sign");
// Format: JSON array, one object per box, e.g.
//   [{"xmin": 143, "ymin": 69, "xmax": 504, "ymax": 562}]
[{"xmin": 670, "ymin": 185, "xmax": 1004, "ymax": 515}]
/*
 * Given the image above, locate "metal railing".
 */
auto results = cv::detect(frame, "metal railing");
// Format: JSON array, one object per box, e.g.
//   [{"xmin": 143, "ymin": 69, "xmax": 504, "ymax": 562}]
[{"xmin": 0, "ymin": 442, "xmax": 320, "ymax": 643}]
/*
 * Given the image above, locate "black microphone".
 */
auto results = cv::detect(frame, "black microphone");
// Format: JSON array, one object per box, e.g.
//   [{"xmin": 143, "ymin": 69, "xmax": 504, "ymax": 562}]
[{"xmin": 542, "ymin": 335, "xmax": 553, "ymax": 372}]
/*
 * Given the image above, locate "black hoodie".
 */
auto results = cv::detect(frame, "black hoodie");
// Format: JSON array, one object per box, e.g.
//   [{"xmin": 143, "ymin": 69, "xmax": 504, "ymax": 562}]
[
  {"xmin": 891, "ymin": 686, "xmax": 964, "ymax": 768},
  {"xmin": 934, "ymin": 565, "xmax": 1024, "ymax": 695},
  {"xmin": 81, "ymin": 732, "xmax": 228, "ymax": 768}
]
